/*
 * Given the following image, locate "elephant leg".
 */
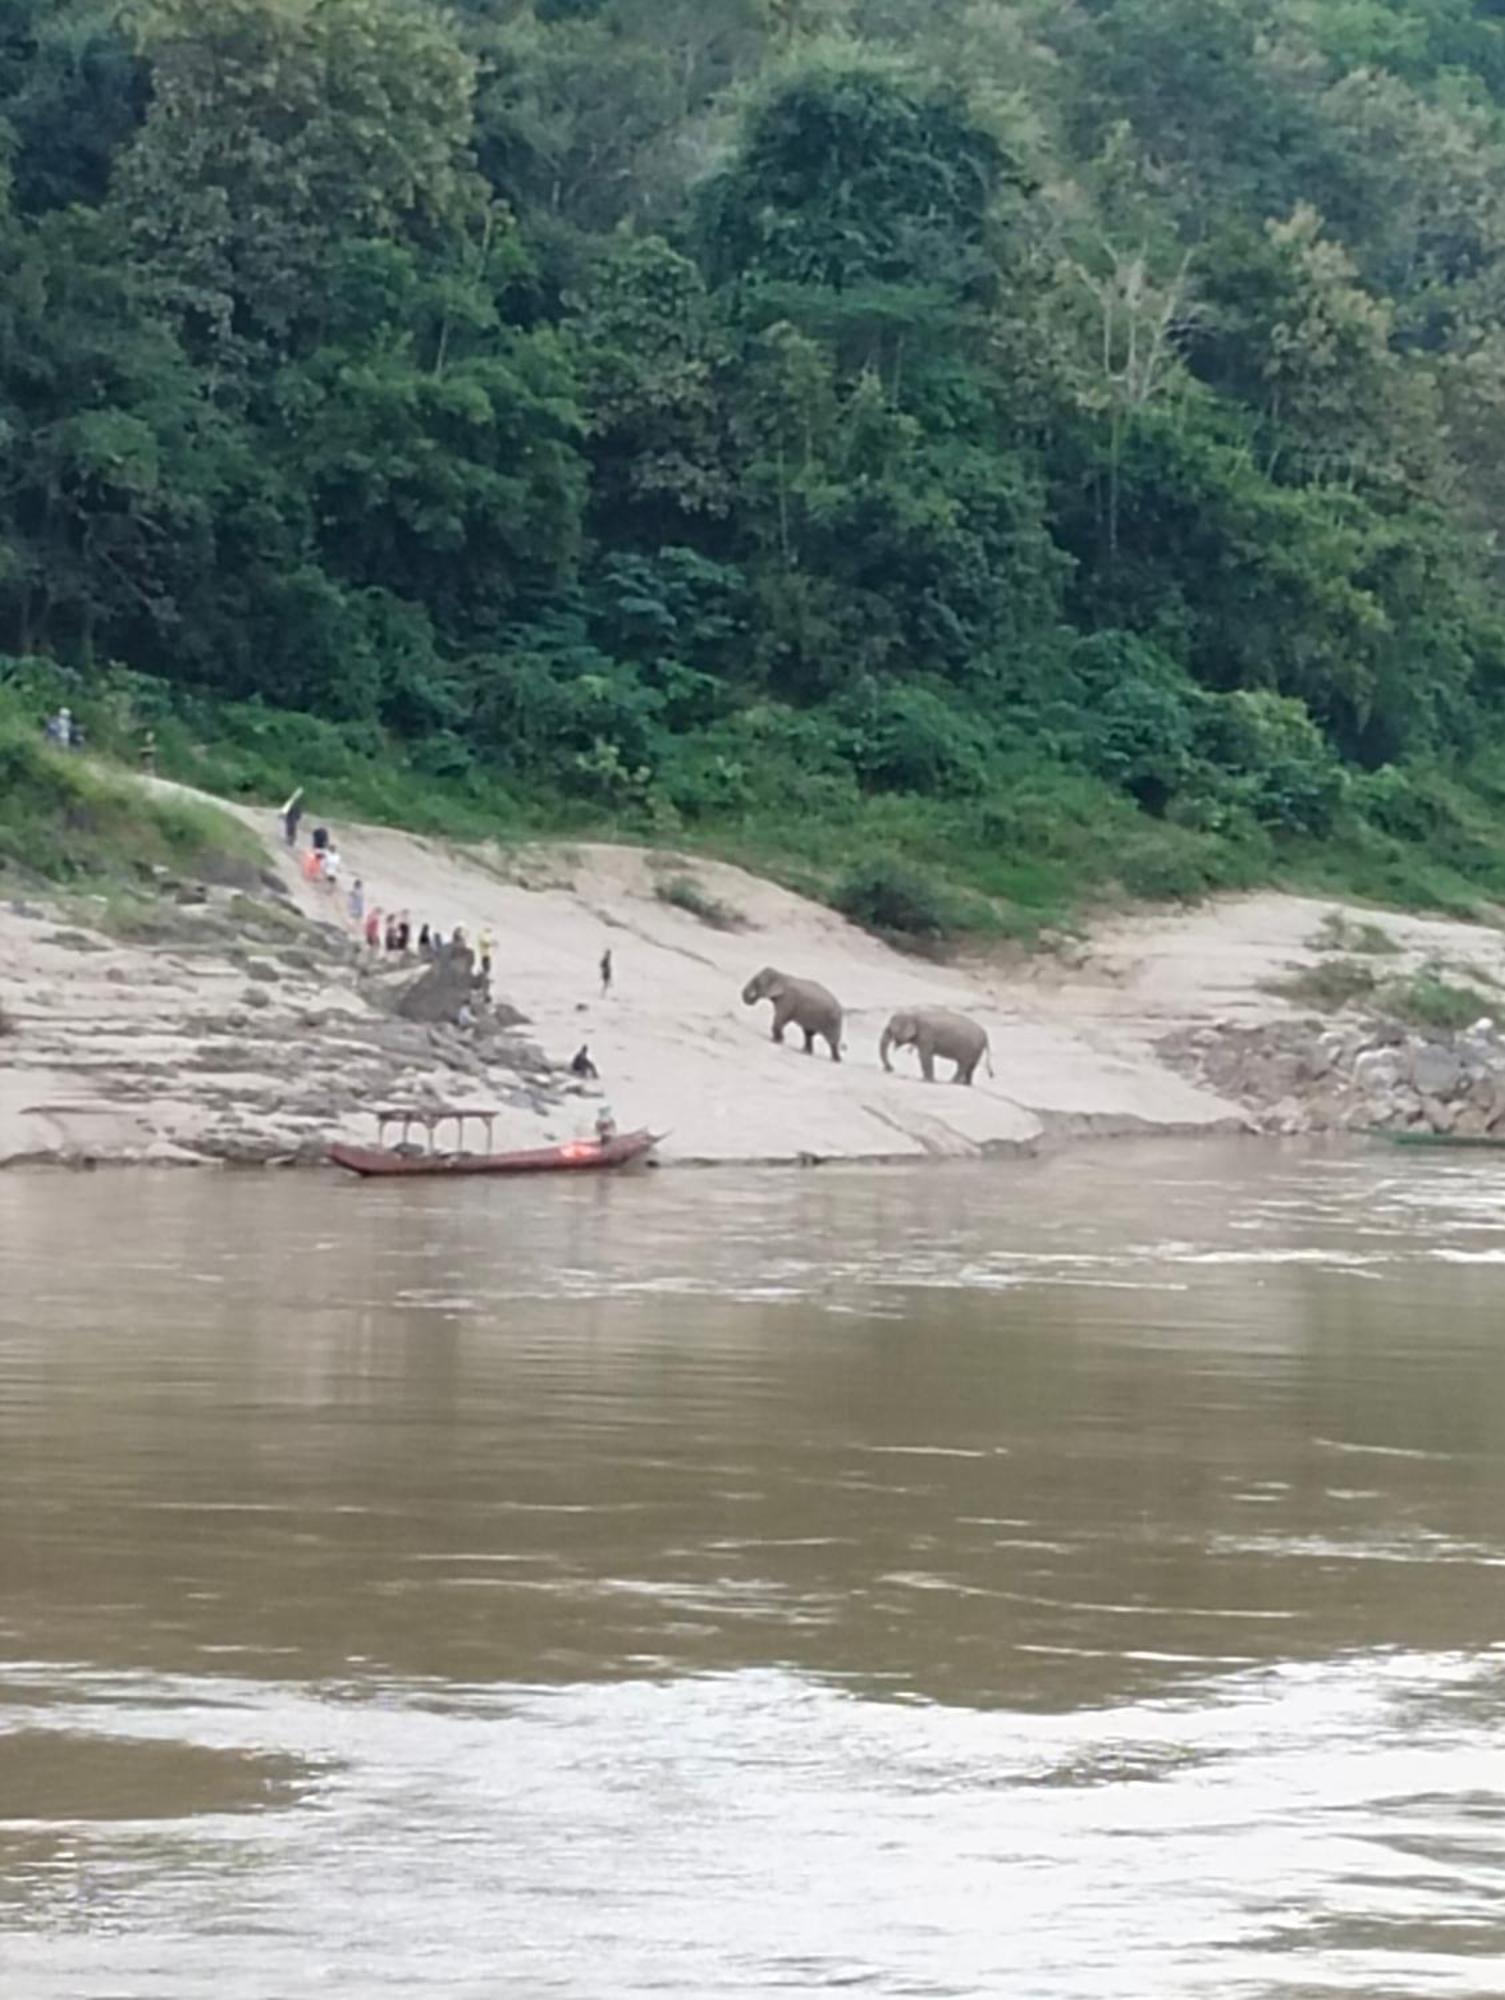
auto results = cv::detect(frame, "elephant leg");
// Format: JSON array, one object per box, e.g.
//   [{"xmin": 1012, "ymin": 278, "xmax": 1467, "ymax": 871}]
[
  {"xmin": 955, "ymin": 1057, "xmax": 975, "ymax": 1085},
  {"xmin": 801, "ymin": 1024, "xmax": 815, "ymax": 1055},
  {"xmin": 919, "ymin": 1045, "xmax": 936, "ymax": 1082},
  {"xmin": 771, "ymin": 1002, "xmax": 789, "ymax": 1044},
  {"xmin": 826, "ymin": 1030, "xmax": 841, "ymax": 1063}
]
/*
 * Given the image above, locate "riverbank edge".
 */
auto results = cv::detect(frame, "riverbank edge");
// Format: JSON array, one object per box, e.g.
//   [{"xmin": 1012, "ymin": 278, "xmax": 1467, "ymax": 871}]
[{"xmin": 0, "ymin": 1107, "xmax": 1266, "ymax": 1176}]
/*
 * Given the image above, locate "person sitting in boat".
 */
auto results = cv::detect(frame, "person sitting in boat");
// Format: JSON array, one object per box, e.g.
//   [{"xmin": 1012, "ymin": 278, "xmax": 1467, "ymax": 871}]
[
  {"xmin": 571, "ymin": 1044, "xmax": 599, "ymax": 1080},
  {"xmin": 595, "ymin": 1105, "xmax": 617, "ymax": 1143}
]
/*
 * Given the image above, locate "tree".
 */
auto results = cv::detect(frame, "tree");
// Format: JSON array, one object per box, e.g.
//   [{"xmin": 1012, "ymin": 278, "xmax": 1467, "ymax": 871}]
[{"xmin": 115, "ymin": 0, "xmax": 482, "ymax": 368}]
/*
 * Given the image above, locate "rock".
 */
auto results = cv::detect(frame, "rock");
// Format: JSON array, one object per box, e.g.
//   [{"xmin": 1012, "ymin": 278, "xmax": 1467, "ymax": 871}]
[
  {"xmin": 1409, "ymin": 1042, "xmax": 1464, "ymax": 1099},
  {"xmin": 1454, "ymin": 1105, "xmax": 1492, "ymax": 1139},
  {"xmin": 1305, "ymin": 1092, "xmax": 1345, "ymax": 1132},
  {"xmin": 1466, "ymin": 1070, "xmax": 1503, "ymax": 1118},
  {"xmin": 1266, "ymin": 1095, "xmax": 1308, "ymax": 1135},
  {"xmin": 1422, "ymin": 1096, "xmax": 1458, "ymax": 1135},
  {"xmin": 1354, "ymin": 1048, "xmax": 1403, "ymax": 1096},
  {"xmin": 394, "ymin": 945, "xmax": 481, "ymax": 1025},
  {"xmin": 242, "ymin": 986, "xmax": 272, "ymax": 1011},
  {"xmin": 244, "ymin": 959, "xmax": 281, "ymax": 983}
]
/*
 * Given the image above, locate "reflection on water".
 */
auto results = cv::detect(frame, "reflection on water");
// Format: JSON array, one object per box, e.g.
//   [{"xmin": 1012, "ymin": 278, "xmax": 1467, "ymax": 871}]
[{"xmin": 2, "ymin": 1141, "xmax": 1505, "ymax": 1996}]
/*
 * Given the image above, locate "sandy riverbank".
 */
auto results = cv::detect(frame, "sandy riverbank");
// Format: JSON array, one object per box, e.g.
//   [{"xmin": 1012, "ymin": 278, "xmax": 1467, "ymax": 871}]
[{"xmin": 4, "ymin": 787, "xmax": 1503, "ymax": 1169}]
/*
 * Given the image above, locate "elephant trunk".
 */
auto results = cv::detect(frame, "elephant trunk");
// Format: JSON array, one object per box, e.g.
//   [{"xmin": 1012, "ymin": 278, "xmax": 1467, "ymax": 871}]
[{"xmin": 879, "ymin": 1025, "xmax": 895, "ymax": 1073}]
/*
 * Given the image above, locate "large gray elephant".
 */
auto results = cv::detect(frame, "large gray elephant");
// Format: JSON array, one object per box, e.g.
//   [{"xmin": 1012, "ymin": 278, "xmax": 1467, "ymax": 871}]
[
  {"xmin": 880, "ymin": 1007, "xmax": 993, "ymax": 1085},
  {"xmin": 742, "ymin": 966, "xmax": 843, "ymax": 1061}
]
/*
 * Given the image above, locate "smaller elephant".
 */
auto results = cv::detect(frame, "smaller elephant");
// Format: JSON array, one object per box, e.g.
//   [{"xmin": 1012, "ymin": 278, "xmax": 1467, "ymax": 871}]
[
  {"xmin": 880, "ymin": 1007, "xmax": 993, "ymax": 1085},
  {"xmin": 742, "ymin": 966, "xmax": 843, "ymax": 1061}
]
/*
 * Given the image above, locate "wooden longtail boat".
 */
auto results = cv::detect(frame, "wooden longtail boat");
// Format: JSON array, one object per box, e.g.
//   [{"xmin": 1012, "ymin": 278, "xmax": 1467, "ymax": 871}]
[{"xmin": 329, "ymin": 1107, "xmax": 660, "ymax": 1178}]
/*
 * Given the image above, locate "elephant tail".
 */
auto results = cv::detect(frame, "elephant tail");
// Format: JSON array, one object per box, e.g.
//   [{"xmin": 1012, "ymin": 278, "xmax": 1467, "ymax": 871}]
[{"xmin": 985, "ymin": 1039, "xmax": 995, "ymax": 1078}]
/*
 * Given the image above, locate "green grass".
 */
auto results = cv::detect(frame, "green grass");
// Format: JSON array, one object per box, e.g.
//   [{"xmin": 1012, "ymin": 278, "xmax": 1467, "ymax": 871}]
[
  {"xmin": 0, "ymin": 713, "xmax": 260, "ymax": 889},
  {"xmin": 16, "ymin": 663, "xmax": 1505, "ymax": 950}
]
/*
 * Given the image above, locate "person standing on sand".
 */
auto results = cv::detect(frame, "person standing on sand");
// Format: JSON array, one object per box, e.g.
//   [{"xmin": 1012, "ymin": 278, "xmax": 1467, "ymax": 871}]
[
  {"xmin": 600, "ymin": 947, "xmax": 613, "ymax": 998},
  {"xmin": 478, "ymin": 926, "xmax": 495, "ymax": 978},
  {"xmin": 364, "ymin": 908, "xmax": 382, "ymax": 952},
  {"xmin": 281, "ymin": 790, "xmax": 304, "ymax": 847},
  {"xmin": 348, "ymin": 878, "xmax": 364, "ymax": 925}
]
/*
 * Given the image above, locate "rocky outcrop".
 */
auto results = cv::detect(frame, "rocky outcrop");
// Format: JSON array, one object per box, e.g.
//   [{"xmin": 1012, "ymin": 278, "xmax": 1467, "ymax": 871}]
[
  {"xmin": 1159, "ymin": 1015, "xmax": 1505, "ymax": 1137},
  {"xmin": 393, "ymin": 942, "xmax": 485, "ymax": 1025},
  {"xmin": 0, "ymin": 886, "xmax": 569, "ymax": 1169}
]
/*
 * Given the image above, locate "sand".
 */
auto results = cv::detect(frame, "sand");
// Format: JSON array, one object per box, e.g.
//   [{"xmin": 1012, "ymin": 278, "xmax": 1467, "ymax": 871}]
[{"xmin": 4, "ymin": 785, "xmax": 1502, "ymax": 1168}]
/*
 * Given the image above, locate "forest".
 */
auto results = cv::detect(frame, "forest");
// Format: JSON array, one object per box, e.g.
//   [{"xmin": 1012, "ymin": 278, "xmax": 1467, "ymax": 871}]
[{"xmin": 8, "ymin": 0, "xmax": 1505, "ymax": 928}]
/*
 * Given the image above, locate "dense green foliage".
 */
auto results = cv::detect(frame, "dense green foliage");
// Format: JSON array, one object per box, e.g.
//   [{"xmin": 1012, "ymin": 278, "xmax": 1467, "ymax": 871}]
[
  {"xmin": 8, "ymin": 0, "xmax": 1505, "ymax": 923},
  {"xmin": 0, "ymin": 695, "xmax": 257, "ymax": 884}
]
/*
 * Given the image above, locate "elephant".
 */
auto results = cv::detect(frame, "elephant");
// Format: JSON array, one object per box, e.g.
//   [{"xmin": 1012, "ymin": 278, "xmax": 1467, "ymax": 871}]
[
  {"xmin": 880, "ymin": 1007, "xmax": 993, "ymax": 1085},
  {"xmin": 742, "ymin": 966, "xmax": 843, "ymax": 1061}
]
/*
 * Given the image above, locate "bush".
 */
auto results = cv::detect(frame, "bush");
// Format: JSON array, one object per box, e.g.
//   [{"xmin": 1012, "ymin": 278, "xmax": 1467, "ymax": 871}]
[
  {"xmin": 1200, "ymin": 690, "xmax": 1346, "ymax": 836},
  {"xmin": 837, "ymin": 681, "xmax": 990, "ymax": 797},
  {"xmin": 1270, "ymin": 958, "xmax": 1378, "ymax": 1009},
  {"xmin": 654, "ymin": 873, "xmax": 747, "ymax": 931},
  {"xmin": 1072, "ymin": 632, "xmax": 1201, "ymax": 813},
  {"xmin": 1310, "ymin": 911, "xmax": 1400, "ymax": 956},
  {"xmin": 1381, "ymin": 969, "xmax": 1496, "ymax": 1033},
  {"xmin": 834, "ymin": 855, "xmax": 969, "ymax": 939},
  {"xmin": 1114, "ymin": 836, "xmax": 1216, "ymax": 903}
]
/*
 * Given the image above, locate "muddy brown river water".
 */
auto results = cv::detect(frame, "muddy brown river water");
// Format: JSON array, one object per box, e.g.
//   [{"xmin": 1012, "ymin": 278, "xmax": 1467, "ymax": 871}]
[{"xmin": 2, "ymin": 1141, "xmax": 1505, "ymax": 1997}]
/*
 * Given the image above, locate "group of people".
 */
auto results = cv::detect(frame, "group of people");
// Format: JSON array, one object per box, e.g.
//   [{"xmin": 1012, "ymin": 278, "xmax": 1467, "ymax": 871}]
[
  {"xmin": 281, "ymin": 791, "xmax": 499, "ymax": 979},
  {"xmin": 41, "ymin": 706, "xmax": 86, "ymax": 752}
]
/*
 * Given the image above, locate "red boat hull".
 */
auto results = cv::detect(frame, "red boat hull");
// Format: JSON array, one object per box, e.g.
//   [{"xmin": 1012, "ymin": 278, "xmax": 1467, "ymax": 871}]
[{"xmin": 329, "ymin": 1129, "xmax": 660, "ymax": 1179}]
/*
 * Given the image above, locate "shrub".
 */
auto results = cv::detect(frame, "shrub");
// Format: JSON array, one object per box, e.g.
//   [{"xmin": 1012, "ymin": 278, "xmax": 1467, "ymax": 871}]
[
  {"xmin": 1310, "ymin": 911, "xmax": 1400, "ymax": 956},
  {"xmin": 1072, "ymin": 632, "xmax": 1202, "ymax": 813},
  {"xmin": 837, "ymin": 682, "xmax": 990, "ymax": 797},
  {"xmin": 654, "ymin": 873, "xmax": 747, "ymax": 931},
  {"xmin": 1381, "ymin": 969, "xmax": 1496, "ymax": 1033},
  {"xmin": 1270, "ymin": 958, "xmax": 1378, "ymax": 1009},
  {"xmin": 1114, "ymin": 837, "xmax": 1215, "ymax": 903},
  {"xmin": 1200, "ymin": 690, "xmax": 1346, "ymax": 836},
  {"xmin": 834, "ymin": 855, "xmax": 958, "ymax": 939}
]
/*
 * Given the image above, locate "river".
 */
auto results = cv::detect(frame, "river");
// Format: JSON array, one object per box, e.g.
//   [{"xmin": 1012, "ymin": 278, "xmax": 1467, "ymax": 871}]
[{"xmin": 2, "ymin": 1141, "xmax": 1504, "ymax": 1997}]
